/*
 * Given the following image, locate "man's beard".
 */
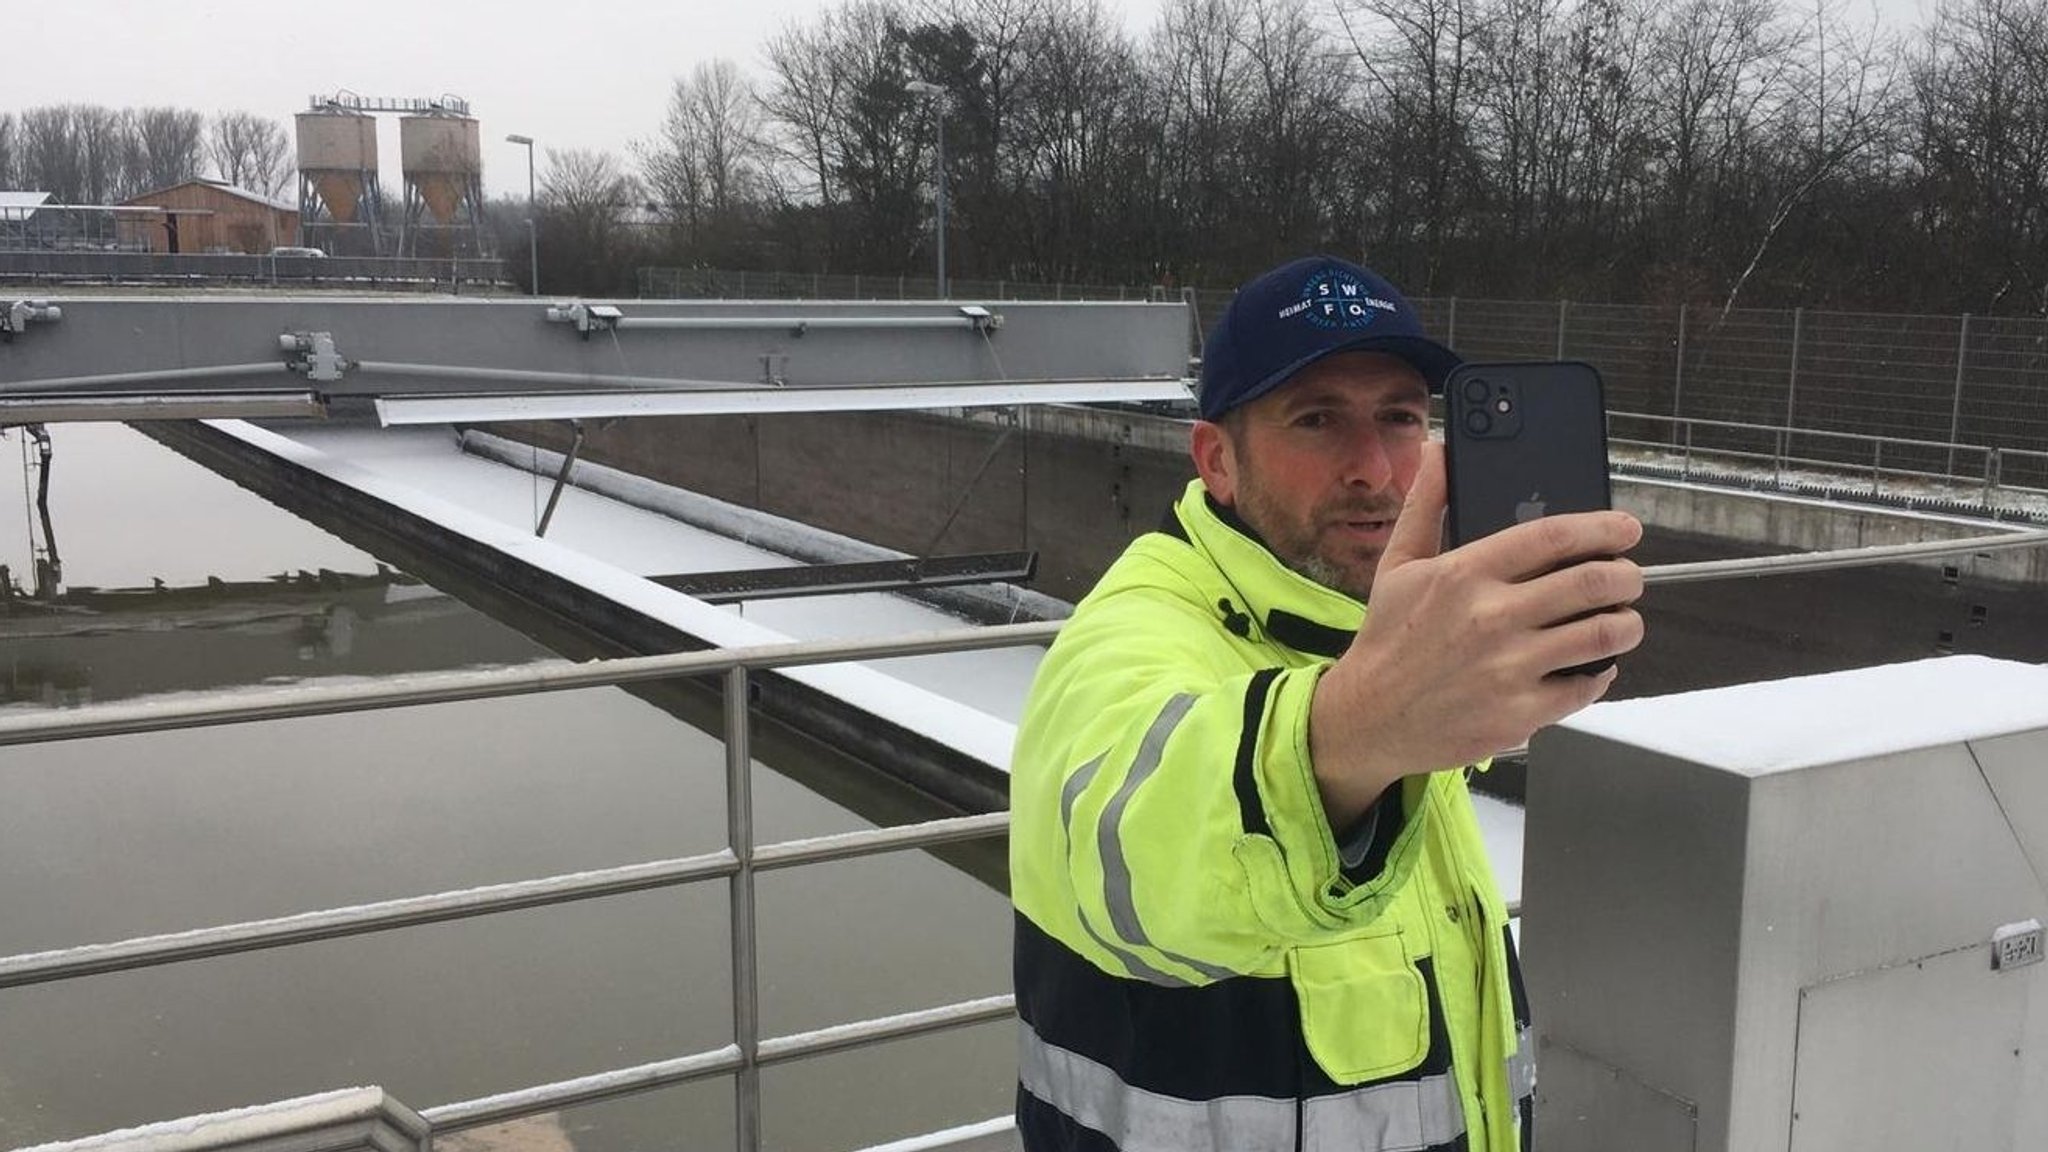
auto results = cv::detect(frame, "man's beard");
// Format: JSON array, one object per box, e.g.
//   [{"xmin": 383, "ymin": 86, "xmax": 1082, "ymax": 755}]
[{"xmin": 1234, "ymin": 477, "xmax": 1398, "ymax": 602}]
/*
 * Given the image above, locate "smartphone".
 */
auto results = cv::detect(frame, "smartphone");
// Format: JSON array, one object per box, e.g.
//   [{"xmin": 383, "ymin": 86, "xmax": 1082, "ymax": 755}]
[{"xmin": 1442, "ymin": 360, "xmax": 1615, "ymax": 674}]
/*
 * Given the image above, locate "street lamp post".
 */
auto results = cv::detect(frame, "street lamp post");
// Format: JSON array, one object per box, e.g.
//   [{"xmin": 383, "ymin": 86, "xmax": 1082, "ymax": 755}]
[
  {"xmin": 506, "ymin": 134, "xmax": 539, "ymax": 296},
  {"xmin": 906, "ymin": 80, "xmax": 948, "ymax": 298}
]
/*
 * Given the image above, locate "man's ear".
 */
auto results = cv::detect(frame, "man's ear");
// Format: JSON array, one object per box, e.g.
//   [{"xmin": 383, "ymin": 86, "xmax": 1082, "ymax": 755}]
[{"xmin": 1191, "ymin": 419, "xmax": 1239, "ymax": 505}]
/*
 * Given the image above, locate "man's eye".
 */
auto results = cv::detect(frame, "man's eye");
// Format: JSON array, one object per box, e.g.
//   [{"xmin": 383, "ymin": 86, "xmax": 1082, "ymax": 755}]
[
  {"xmin": 1293, "ymin": 411, "xmax": 1332, "ymax": 429},
  {"xmin": 1384, "ymin": 410, "xmax": 1425, "ymax": 426}
]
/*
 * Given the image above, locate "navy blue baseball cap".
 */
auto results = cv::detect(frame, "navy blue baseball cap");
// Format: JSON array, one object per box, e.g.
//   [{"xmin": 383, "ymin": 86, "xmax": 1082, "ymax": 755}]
[{"xmin": 1198, "ymin": 255, "xmax": 1461, "ymax": 421}]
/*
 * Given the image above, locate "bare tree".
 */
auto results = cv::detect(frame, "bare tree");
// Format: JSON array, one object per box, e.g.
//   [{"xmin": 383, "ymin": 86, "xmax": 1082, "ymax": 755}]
[
  {"xmin": 132, "ymin": 107, "xmax": 207, "ymax": 193},
  {"xmin": 210, "ymin": 111, "xmax": 292, "ymax": 197},
  {"xmin": 1335, "ymin": 0, "xmax": 1486, "ymax": 287},
  {"xmin": 0, "ymin": 113, "xmax": 18, "ymax": 190},
  {"xmin": 639, "ymin": 59, "xmax": 769, "ymax": 234},
  {"xmin": 19, "ymin": 107, "xmax": 81, "ymax": 201},
  {"xmin": 763, "ymin": 16, "xmax": 852, "ymax": 205}
]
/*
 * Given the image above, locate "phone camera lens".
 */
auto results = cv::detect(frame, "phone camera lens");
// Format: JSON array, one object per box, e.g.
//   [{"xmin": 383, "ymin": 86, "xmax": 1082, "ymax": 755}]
[
  {"xmin": 1462, "ymin": 378, "xmax": 1490, "ymax": 405},
  {"xmin": 1463, "ymin": 409, "xmax": 1492, "ymax": 436},
  {"xmin": 1495, "ymin": 397, "xmax": 1513, "ymax": 414}
]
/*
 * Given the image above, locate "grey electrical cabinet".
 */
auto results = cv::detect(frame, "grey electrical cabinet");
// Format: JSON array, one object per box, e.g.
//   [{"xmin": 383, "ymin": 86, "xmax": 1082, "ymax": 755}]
[{"xmin": 1523, "ymin": 655, "xmax": 2048, "ymax": 1152}]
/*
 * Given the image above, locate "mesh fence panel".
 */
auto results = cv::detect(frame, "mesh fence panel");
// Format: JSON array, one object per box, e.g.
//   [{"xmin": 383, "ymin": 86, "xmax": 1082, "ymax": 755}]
[{"xmin": 634, "ymin": 267, "xmax": 2048, "ymax": 487}]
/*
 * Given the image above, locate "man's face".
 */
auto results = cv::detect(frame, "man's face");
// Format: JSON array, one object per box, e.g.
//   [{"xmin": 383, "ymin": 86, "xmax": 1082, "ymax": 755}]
[{"xmin": 1197, "ymin": 351, "xmax": 1430, "ymax": 601}]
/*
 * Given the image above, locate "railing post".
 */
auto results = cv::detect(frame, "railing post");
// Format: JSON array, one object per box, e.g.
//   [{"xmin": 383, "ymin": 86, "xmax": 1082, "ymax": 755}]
[
  {"xmin": 1673, "ymin": 303, "xmax": 1688, "ymax": 446},
  {"xmin": 1446, "ymin": 296, "xmax": 1458, "ymax": 347},
  {"xmin": 1986, "ymin": 447, "xmax": 2003, "ymax": 519},
  {"xmin": 1556, "ymin": 299, "xmax": 1568, "ymax": 359},
  {"xmin": 724, "ymin": 665, "xmax": 761, "ymax": 1152},
  {"xmin": 1871, "ymin": 440, "xmax": 1884, "ymax": 496},
  {"xmin": 1786, "ymin": 307, "xmax": 1802, "ymax": 430},
  {"xmin": 1948, "ymin": 313, "xmax": 1971, "ymax": 477}
]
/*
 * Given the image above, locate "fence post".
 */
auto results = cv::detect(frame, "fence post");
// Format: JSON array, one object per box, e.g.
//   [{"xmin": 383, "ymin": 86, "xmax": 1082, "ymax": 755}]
[
  {"xmin": 853, "ymin": 273, "xmax": 861, "ymax": 299},
  {"xmin": 1786, "ymin": 307, "xmax": 1803, "ymax": 430},
  {"xmin": 812, "ymin": 272, "xmax": 820, "ymax": 298},
  {"xmin": 1948, "ymin": 313, "xmax": 1971, "ymax": 476},
  {"xmin": 737, "ymin": 270, "xmax": 746, "ymax": 298},
  {"xmin": 724, "ymin": 666, "xmax": 762, "ymax": 1152},
  {"xmin": 998, "ymin": 278, "xmax": 1006, "ymax": 299},
  {"xmin": 1445, "ymin": 297, "xmax": 1458, "ymax": 347},
  {"xmin": 898, "ymin": 275, "xmax": 905, "ymax": 299},
  {"xmin": 1673, "ymin": 303, "xmax": 1688, "ymax": 446},
  {"xmin": 1556, "ymin": 299, "xmax": 1568, "ymax": 359}
]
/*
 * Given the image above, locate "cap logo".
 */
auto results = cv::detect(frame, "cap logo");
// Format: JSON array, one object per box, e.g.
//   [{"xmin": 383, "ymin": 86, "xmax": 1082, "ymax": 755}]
[{"xmin": 1277, "ymin": 266, "xmax": 1400, "ymax": 329}]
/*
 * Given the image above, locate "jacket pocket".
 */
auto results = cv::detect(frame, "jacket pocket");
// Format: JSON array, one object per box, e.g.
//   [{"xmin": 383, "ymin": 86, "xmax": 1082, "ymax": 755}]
[{"xmin": 1290, "ymin": 928, "xmax": 1432, "ymax": 1083}]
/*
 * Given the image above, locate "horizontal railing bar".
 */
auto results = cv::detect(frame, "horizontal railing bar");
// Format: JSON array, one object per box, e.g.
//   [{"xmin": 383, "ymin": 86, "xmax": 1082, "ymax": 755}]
[
  {"xmin": 0, "ymin": 621, "xmax": 1063, "ymax": 748},
  {"xmin": 754, "ymin": 812, "xmax": 1011, "ymax": 872},
  {"xmin": 424, "ymin": 994, "xmax": 1017, "ymax": 1133},
  {"xmin": 1643, "ymin": 527, "xmax": 2048, "ymax": 584},
  {"xmin": 0, "ymin": 811, "xmax": 1017, "ymax": 990},
  {"xmin": 847, "ymin": 1116, "xmax": 1014, "ymax": 1152},
  {"xmin": 0, "ymin": 849, "xmax": 739, "ymax": 990},
  {"xmin": 423, "ymin": 1045, "xmax": 745, "ymax": 1132},
  {"xmin": 10, "ymin": 517, "xmax": 2048, "ymax": 753},
  {"xmin": 1613, "ymin": 410, "xmax": 1989, "ymax": 455},
  {"xmin": 756, "ymin": 994, "xmax": 1018, "ymax": 1068}
]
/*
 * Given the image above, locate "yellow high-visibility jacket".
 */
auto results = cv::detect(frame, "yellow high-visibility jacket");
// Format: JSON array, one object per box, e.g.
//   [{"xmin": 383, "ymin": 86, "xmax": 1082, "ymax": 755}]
[{"xmin": 1011, "ymin": 479, "xmax": 1533, "ymax": 1152}]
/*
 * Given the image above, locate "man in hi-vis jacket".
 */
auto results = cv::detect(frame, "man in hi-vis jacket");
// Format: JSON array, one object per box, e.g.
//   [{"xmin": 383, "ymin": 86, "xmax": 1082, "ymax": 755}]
[{"xmin": 1010, "ymin": 255, "xmax": 1647, "ymax": 1151}]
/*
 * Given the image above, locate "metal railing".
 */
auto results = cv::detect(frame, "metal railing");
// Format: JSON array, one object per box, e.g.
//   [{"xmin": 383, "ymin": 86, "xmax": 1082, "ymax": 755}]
[
  {"xmin": 1607, "ymin": 411, "xmax": 2048, "ymax": 519},
  {"xmin": 0, "ymin": 623, "xmax": 1058, "ymax": 1152},
  {"xmin": 10, "ymin": 526, "xmax": 2048, "ymax": 1150}
]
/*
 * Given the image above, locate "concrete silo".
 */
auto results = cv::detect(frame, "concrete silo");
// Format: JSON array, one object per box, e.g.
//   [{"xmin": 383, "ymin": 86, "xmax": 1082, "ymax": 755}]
[
  {"xmin": 295, "ymin": 108, "xmax": 384, "ymax": 255},
  {"xmin": 399, "ymin": 111, "xmax": 485, "ymax": 257}
]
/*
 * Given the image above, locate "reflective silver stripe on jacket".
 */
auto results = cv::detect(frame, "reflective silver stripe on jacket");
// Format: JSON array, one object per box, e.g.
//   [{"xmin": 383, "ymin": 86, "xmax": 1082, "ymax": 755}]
[
  {"xmin": 1020, "ymin": 1023, "xmax": 1468, "ymax": 1152},
  {"xmin": 1508, "ymin": 1028, "xmax": 1537, "ymax": 1100},
  {"xmin": 1092, "ymin": 693, "xmax": 1237, "ymax": 983},
  {"xmin": 1060, "ymin": 754, "xmax": 1189, "ymax": 987}
]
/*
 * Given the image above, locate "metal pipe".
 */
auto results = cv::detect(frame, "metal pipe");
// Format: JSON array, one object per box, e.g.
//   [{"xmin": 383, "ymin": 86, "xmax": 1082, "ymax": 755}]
[
  {"xmin": 0, "ymin": 391, "xmax": 324, "ymax": 424},
  {"xmin": 424, "ymin": 993, "xmax": 1016, "ymax": 1134},
  {"xmin": 0, "ymin": 815, "xmax": 1010, "ymax": 993},
  {"xmin": 726, "ymin": 666, "xmax": 763, "ymax": 1152},
  {"xmin": 352, "ymin": 360, "xmax": 740, "ymax": 390},
  {"xmin": 425, "ymin": 1046, "xmax": 745, "ymax": 1132},
  {"xmin": 1643, "ymin": 527, "xmax": 2048, "ymax": 584},
  {"xmin": 2, "ymin": 362, "xmax": 290, "ymax": 392},
  {"xmin": 0, "ymin": 849, "xmax": 738, "ymax": 989},
  {"xmin": 0, "ymin": 621, "xmax": 1063, "ymax": 747},
  {"xmin": 755, "ymin": 995, "xmax": 1016, "ymax": 1067},
  {"xmin": 533, "ymin": 419, "xmax": 584, "ymax": 537},
  {"xmin": 374, "ymin": 378, "xmax": 1194, "ymax": 426},
  {"xmin": 752, "ymin": 812, "xmax": 1009, "ymax": 872},
  {"xmin": 611, "ymin": 316, "xmax": 984, "ymax": 331},
  {"xmin": 1948, "ymin": 313, "xmax": 1971, "ymax": 474}
]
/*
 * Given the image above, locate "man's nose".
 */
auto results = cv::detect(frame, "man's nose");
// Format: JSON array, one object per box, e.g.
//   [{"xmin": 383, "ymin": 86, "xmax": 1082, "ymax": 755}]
[{"xmin": 1343, "ymin": 430, "xmax": 1396, "ymax": 489}]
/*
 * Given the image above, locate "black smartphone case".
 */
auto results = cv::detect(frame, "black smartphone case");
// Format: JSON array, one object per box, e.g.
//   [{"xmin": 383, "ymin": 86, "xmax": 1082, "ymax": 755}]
[
  {"xmin": 1443, "ymin": 360, "xmax": 1616, "ymax": 676},
  {"xmin": 1443, "ymin": 360, "xmax": 1612, "ymax": 548}
]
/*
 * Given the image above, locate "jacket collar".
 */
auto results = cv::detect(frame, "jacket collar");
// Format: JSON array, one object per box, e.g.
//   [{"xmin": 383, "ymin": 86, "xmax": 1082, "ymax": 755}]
[{"xmin": 1162, "ymin": 479, "xmax": 1364, "ymax": 659}]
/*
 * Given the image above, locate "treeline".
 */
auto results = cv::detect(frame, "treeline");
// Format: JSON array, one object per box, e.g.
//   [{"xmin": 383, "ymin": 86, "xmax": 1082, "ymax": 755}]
[
  {"xmin": 539, "ymin": 0, "xmax": 2048, "ymax": 314},
  {"xmin": 0, "ymin": 106, "xmax": 291, "ymax": 203}
]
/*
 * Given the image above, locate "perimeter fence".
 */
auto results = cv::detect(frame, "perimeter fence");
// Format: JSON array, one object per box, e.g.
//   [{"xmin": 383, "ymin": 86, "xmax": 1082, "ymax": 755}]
[{"xmin": 640, "ymin": 267, "xmax": 2048, "ymax": 490}]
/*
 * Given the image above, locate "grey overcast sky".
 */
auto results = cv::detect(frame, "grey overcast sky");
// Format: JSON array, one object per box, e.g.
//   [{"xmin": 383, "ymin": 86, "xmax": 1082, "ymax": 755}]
[{"xmin": 9, "ymin": 0, "xmax": 1930, "ymax": 199}]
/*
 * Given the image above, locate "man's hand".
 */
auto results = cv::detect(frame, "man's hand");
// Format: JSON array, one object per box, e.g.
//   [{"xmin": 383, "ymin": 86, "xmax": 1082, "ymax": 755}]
[{"xmin": 1309, "ymin": 443, "xmax": 1645, "ymax": 826}]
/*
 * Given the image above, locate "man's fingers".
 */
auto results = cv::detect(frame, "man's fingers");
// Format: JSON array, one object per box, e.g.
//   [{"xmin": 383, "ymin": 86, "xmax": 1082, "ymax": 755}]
[
  {"xmin": 1467, "ymin": 509, "xmax": 1643, "ymax": 582},
  {"xmin": 1378, "ymin": 442, "xmax": 1447, "ymax": 573},
  {"xmin": 1515, "ymin": 558, "xmax": 1645, "ymax": 623},
  {"xmin": 1528, "ymin": 606, "xmax": 1646, "ymax": 678}
]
